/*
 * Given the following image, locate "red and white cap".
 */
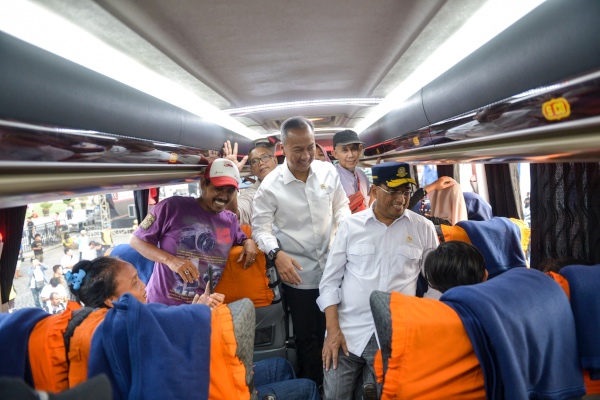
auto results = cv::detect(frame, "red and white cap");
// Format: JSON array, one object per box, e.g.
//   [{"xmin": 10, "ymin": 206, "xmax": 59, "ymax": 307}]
[{"xmin": 204, "ymin": 158, "xmax": 240, "ymax": 189}]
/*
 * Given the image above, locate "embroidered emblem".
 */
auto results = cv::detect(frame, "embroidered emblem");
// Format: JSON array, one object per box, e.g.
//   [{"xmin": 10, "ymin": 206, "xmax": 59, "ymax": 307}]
[
  {"xmin": 321, "ymin": 184, "xmax": 326, "ymax": 189},
  {"xmin": 397, "ymin": 167, "xmax": 407, "ymax": 178},
  {"xmin": 140, "ymin": 213, "xmax": 156, "ymax": 230},
  {"xmin": 407, "ymin": 235, "xmax": 412, "ymax": 243}
]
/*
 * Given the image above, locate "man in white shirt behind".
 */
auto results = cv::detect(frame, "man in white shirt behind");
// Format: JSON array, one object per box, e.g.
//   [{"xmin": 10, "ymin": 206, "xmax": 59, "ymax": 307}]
[
  {"xmin": 252, "ymin": 116, "xmax": 350, "ymax": 387},
  {"xmin": 60, "ymin": 248, "xmax": 76, "ymax": 272},
  {"xmin": 317, "ymin": 161, "xmax": 439, "ymax": 399}
]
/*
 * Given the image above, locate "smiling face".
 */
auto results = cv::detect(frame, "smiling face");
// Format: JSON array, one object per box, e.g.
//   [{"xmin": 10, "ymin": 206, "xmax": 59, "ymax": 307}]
[
  {"xmin": 105, "ymin": 261, "xmax": 147, "ymax": 307},
  {"xmin": 199, "ymin": 180, "xmax": 236, "ymax": 213},
  {"xmin": 282, "ymin": 126, "xmax": 315, "ymax": 178},
  {"xmin": 332, "ymin": 143, "xmax": 363, "ymax": 171},
  {"xmin": 373, "ymin": 183, "xmax": 412, "ymax": 225},
  {"xmin": 249, "ymin": 147, "xmax": 277, "ymax": 181}
]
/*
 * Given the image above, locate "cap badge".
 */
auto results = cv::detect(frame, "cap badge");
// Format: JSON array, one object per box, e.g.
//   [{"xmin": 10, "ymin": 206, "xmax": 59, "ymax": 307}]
[{"xmin": 397, "ymin": 167, "xmax": 407, "ymax": 178}]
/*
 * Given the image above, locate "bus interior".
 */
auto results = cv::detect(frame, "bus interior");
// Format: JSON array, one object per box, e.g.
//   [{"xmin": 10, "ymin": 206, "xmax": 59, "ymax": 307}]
[{"xmin": 1, "ymin": 0, "xmax": 599, "ymax": 398}]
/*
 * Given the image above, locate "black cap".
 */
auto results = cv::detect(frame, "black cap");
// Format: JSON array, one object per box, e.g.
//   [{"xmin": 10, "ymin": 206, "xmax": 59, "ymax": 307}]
[
  {"xmin": 372, "ymin": 162, "xmax": 416, "ymax": 187},
  {"xmin": 332, "ymin": 130, "xmax": 363, "ymax": 148}
]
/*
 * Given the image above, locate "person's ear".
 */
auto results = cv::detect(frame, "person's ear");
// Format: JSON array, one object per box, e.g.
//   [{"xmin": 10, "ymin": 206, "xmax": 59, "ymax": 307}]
[
  {"xmin": 280, "ymin": 143, "xmax": 286, "ymax": 157},
  {"xmin": 482, "ymin": 269, "xmax": 489, "ymax": 282},
  {"xmin": 103, "ymin": 297, "xmax": 116, "ymax": 308}
]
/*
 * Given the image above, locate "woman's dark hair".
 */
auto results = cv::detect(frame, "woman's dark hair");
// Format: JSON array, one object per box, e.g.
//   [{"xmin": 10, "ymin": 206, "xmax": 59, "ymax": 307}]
[
  {"xmin": 68, "ymin": 257, "xmax": 121, "ymax": 308},
  {"xmin": 425, "ymin": 241, "xmax": 486, "ymax": 293}
]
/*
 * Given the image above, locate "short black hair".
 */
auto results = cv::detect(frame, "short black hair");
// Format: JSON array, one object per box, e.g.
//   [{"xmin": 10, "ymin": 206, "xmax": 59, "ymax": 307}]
[
  {"xmin": 248, "ymin": 144, "xmax": 273, "ymax": 160},
  {"xmin": 424, "ymin": 241, "xmax": 486, "ymax": 293},
  {"xmin": 52, "ymin": 264, "xmax": 62, "ymax": 273},
  {"xmin": 49, "ymin": 277, "xmax": 61, "ymax": 287},
  {"xmin": 280, "ymin": 116, "xmax": 314, "ymax": 144},
  {"xmin": 64, "ymin": 248, "xmax": 71, "ymax": 254},
  {"xmin": 68, "ymin": 257, "xmax": 121, "ymax": 308}
]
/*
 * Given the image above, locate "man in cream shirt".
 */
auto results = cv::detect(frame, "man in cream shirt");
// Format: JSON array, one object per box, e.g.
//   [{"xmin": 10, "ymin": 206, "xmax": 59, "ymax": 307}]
[
  {"xmin": 317, "ymin": 161, "xmax": 438, "ymax": 399},
  {"xmin": 252, "ymin": 116, "xmax": 350, "ymax": 387}
]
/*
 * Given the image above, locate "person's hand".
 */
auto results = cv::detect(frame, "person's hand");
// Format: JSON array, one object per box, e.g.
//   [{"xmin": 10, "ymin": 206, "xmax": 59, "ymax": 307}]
[
  {"xmin": 192, "ymin": 284, "xmax": 225, "ymax": 308},
  {"xmin": 274, "ymin": 251, "xmax": 303, "ymax": 285},
  {"xmin": 238, "ymin": 239, "xmax": 258, "ymax": 268},
  {"xmin": 165, "ymin": 256, "xmax": 199, "ymax": 284},
  {"xmin": 322, "ymin": 326, "xmax": 349, "ymax": 372},
  {"xmin": 223, "ymin": 140, "xmax": 248, "ymax": 171},
  {"xmin": 206, "ymin": 150, "xmax": 220, "ymax": 163},
  {"xmin": 426, "ymin": 176, "xmax": 456, "ymax": 192}
]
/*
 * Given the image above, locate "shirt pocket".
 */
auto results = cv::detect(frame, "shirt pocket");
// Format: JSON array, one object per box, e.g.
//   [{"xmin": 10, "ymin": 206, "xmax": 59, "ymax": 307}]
[
  {"xmin": 396, "ymin": 244, "xmax": 423, "ymax": 279},
  {"xmin": 347, "ymin": 243, "xmax": 376, "ymax": 277}
]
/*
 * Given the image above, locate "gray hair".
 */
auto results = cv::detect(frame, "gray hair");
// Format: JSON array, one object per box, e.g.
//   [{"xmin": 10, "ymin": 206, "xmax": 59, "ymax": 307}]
[{"xmin": 280, "ymin": 116, "xmax": 314, "ymax": 144}]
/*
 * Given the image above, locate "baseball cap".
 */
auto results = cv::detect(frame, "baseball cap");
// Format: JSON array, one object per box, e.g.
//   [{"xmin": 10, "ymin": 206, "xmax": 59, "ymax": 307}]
[
  {"xmin": 372, "ymin": 162, "xmax": 416, "ymax": 188},
  {"xmin": 204, "ymin": 158, "xmax": 240, "ymax": 189},
  {"xmin": 333, "ymin": 130, "xmax": 363, "ymax": 148},
  {"xmin": 0, "ymin": 374, "xmax": 112, "ymax": 400}
]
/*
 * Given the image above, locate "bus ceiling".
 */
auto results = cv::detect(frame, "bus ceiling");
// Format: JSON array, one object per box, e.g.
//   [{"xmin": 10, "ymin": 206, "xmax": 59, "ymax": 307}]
[{"xmin": 1, "ymin": 0, "xmax": 600, "ymax": 206}]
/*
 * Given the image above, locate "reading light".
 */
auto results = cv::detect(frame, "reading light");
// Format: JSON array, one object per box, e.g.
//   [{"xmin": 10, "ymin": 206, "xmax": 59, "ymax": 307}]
[
  {"xmin": 354, "ymin": 0, "xmax": 547, "ymax": 134},
  {"xmin": 0, "ymin": 0, "xmax": 260, "ymax": 140}
]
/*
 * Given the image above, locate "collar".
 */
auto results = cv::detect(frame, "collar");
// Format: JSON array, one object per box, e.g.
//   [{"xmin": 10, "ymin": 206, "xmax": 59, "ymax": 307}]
[
  {"xmin": 364, "ymin": 203, "xmax": 410, "ymax": 226},
  {"xmin": 282, "ymin": 159, "xmax": 313, "ymax": 185}
]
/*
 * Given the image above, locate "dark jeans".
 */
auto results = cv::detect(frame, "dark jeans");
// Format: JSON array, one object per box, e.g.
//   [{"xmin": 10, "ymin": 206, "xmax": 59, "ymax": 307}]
[
  {"xmin": 255, "ymin": 358, "xmax": 320, "ymax": 400},
  {"xmin": 30, "ymin": 286, "xmax": 42, "ymax": 308},
  {"xmin": 283, "ymin": 286, "xmax": 326, "ymax": 386},
  {"xmin": 323, "ymin": 334, "xmax": 381, "ymax": 400}
]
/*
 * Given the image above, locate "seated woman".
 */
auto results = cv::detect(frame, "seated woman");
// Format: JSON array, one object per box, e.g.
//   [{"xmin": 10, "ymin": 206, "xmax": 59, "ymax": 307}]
[{"xmin": 66, "ymin": 257, "xmax": 318, "ymax": 400}]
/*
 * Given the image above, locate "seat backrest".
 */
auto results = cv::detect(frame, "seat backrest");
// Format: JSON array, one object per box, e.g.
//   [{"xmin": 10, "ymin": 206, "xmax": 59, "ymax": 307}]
[
  {"xmin": 455, "ymin": 217, "xmax": 526, "ymax": 278},
  {"xmin": 370, "ymin": 291, "xmax": 484, "ymax": 399},
  {"xmin": 214, "ymin": 225, "xmax": 275, "ymax": 307}
]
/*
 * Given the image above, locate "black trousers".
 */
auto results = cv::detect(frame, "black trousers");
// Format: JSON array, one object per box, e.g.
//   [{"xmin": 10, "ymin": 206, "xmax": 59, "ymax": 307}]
[{"xmin": 283, "ymin": 286, "xmax": 326, "ymax": 386}]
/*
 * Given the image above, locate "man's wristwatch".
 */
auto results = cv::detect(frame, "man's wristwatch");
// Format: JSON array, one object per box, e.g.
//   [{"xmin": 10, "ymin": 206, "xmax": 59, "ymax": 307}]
[{"xmin": 268, "ymin": 248, "xmax": 281, "ymax": 261}]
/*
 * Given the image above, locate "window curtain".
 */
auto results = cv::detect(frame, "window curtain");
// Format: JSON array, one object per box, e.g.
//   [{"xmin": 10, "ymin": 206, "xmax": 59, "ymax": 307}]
[
  {"xmin": 530, "ymin": 162, "xmax": 600, "ymax": 269},
  {"xmin": 0, "ymin": 205, "xmax": 27, "ymax": 304},
  {"xmin": 436, "ymin": 164, "xmax": 457, "ymax": 180},
  {"xmin": 134, "ymin": 189, "xmax": 149, "ymax": 224},
  {"xmin": 484, "ymin": 163, "xmax": 522, "ymax": 219}
]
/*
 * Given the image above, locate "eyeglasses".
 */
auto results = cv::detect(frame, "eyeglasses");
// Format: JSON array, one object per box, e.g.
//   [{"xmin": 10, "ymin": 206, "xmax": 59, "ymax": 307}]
[
  {"xmin": 377, "ymin": 186, "xmax": 412, "ymax": 198},
  {"xmin": 250, "ymin": 154, "xmax": 274, "ymax": 167}
]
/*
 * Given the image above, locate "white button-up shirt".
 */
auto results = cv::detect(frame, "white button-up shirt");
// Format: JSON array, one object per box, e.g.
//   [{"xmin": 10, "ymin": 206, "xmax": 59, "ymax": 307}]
[
  {"xmin": 252, "ymin": 159, "xmax": 351, "ymax": 289},
  {"xmin": 317, "ymin": 208, "xmax": 438, "ymax": 356}
]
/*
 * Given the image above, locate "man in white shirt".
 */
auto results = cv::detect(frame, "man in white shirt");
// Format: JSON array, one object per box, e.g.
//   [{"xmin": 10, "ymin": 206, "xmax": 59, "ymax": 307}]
[
  {"xmin": 317, "ymin": 161, "xmax": 439, "ymax": 399},
  {"xmin": 40, "ymin": 277, "xmax": 68, "ymax": 305},
  {"xmin": 252, "ymin": 116, "xmax": 350, "ymax": 386},
  {"xmin": 81, "ymin": 240, "xmax": 98, "ymax": 261},
  {"xmin": 77, "ymin": 230, "xmax": 89, "ymax": 261},
  {"xmin": 60, "ymin": 248, "xmax": 76, "ymax": 271}
]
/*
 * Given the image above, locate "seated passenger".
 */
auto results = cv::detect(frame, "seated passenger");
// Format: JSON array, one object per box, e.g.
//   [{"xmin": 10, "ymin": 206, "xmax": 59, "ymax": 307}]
[
  {"xmin": 429, "ymin": 180, "xmax": 468, "ymax": 225},
  {"xmin": 66, "ymin": 257, "xmax": 317, "ymax": 400},
  {"xmin": 463, "ymin": 191, "xmax": 493, "ymax": 221},
  {"xmin": 315, "ymin": 143, "xmax": 332, "ymax": 163},
  {"xmin": 424, "ymin": 241, "xmax": 488, "ymax": 293}
]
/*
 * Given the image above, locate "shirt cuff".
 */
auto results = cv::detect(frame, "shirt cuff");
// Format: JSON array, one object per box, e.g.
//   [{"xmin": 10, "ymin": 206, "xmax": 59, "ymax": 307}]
[{"xmin": 316, "ymin": 288, "xmax": 341, "ymax": 312}]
